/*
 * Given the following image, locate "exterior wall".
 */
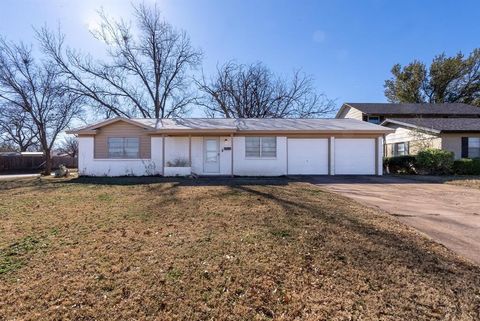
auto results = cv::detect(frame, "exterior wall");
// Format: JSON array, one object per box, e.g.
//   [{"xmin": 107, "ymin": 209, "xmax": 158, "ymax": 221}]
[
  {"xmin": 164, "ymin": 137, "xmax": 189, "ymax": 166},
  {"xmin": 78, "ymin": 133, "xmax": 384, "ymax": 177},
  {"xmin": 233, "ymin": 136, "xmax": 287, "ymax": 176},
  {"xmin": 78, "ymin": 136, "xmax": 162, "ymax": 176},
  {"xmin": 441, "ymin": 133, "xmax": 480, "ymax": 159},
  {"xmin": 339, "ymin": 106, "xmax": 364, "ymax": 120},
  {"xmin": 93, "ymin": 121, "xmax": 151, "ymax": 159},
  {"xmin": 384, "ymin": 124, "xmax": 441, "ymax": 157}
]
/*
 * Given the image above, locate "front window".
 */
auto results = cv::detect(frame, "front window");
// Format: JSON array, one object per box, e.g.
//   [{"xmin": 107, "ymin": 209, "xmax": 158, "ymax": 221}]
[
  {"xmin": 108, "ymin": 137, "xmax": 140, "ymax": 158},
  {"xmin": 469, "ymin": 138, "xmax": 480, "ymax": 158},
  {"xmin": 393, "ymin": 142, "xmax": 409, "ymax": 156},
  {"xmin": 245, "ymin": 137, "xmax": 277, "ymax": 158},
  {"xmin": 367, "ymin": 116, "xmax": 381, "ymax": 124}
]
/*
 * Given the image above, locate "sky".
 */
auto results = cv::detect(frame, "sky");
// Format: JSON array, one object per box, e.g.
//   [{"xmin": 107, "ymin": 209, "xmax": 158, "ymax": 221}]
[{"xmin": 1, "ymin": 0, "xmax": 479, "ymax": 116}]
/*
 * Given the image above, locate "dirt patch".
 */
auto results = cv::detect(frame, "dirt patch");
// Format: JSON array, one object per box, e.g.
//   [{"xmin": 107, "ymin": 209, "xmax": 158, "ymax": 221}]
[{"xmin": 0, "ymin": 176, "xmax": 479, "ymax": 320}]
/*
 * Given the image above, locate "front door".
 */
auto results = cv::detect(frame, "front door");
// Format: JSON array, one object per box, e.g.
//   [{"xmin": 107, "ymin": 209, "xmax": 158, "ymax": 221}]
[{"xmin": 204, "ymin": 137, "xmax": 220, "ymax": 173}]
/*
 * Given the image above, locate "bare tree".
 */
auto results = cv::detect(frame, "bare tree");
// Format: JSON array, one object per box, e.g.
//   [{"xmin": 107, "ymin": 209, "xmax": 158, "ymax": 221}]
[
  {"xmin": 0, "ymin": 104, "xmax": 38, "ymax": 151},
  {"xmin": 196, "ymin": 61, "xmax": 335, "ymax": 118},
  {"xmin": 0, "ymin": 38, "xmax": 83, "ymax": 174},
  {"xmin": 57, "ymin": 136, "xmax": 78, "ymax": 158},
  {"xmin": 37, "ymin": 3, "xmax": 202, "ymax": 119}
]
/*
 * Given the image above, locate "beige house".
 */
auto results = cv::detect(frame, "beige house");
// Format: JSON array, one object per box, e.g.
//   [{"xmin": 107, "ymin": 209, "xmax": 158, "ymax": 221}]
[{"xmin": 336, "ymin": 103, "xmax": 480, "ymax": 159}]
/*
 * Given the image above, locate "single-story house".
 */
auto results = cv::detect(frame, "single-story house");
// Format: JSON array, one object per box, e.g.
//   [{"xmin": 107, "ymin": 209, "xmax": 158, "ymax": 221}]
[
  {"xmin": 381, "ymin": 118, "xmax": 480, "ymax": 159},
  {"xmin": 335, "ymin": 102, "xmax": 480, "ymax": 159},
  {"xmin": 67, "ymin": 117, "xmax": 393, "ymax": 177}
]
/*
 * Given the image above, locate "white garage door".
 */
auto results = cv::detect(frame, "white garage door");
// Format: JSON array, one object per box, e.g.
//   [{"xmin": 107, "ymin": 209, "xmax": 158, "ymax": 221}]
[
  {"xmin": 288, "ymin": 138, "xmax": 329, "ymax": 175},
  {"xmin": 335, "ymin": 138, "xmax": 376, "ymax": 175}
]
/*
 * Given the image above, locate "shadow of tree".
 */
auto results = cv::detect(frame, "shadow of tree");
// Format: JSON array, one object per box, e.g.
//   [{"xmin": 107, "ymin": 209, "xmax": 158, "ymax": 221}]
[{"xmin": 228, "ymin": 184, "xmax": 480, "ymax": 287}]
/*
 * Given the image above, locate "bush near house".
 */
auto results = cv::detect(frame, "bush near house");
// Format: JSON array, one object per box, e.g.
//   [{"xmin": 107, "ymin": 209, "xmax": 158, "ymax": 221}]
[
  {"xmin": 416, "ymin": 148, "xmax": 455, "ymax": 175},
  {"xmin": 384, "ymin": 148, "xmax": 471, "ymax": 175},
  {"xmin": 452, "ymin": 158, "xmax": 480, "ymax": 175},
  {"xmin": 384, "ymin": 155, "xmax": 417, "ymax": 174}
]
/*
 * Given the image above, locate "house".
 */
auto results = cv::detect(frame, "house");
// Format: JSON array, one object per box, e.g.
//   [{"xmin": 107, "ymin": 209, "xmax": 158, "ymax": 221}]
[
  {"xmin": 66, "ymin": 117, "xmax": 393, "ymax": 177},
  {"xmin": 336, "ymin": 103, "xmax": 480, "ymax": 159}
]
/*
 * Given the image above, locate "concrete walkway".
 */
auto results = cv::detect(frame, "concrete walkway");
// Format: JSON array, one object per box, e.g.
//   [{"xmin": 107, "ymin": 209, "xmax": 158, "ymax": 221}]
[
  {"xmin": 312, "ymin": 176, "xmax": 480, "ymax": 265},
  {"xmin": 0, "ymin": 173, "xmax": 41, "ymax": 180}
]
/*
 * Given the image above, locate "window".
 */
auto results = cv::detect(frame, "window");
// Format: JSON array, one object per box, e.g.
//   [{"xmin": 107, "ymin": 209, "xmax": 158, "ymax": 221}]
[
  {"xmin": 393, "ymin": 142, "xmax": 409, "ymax": 156},
  {"xmin": 469, "ymin": 138, "xmax": 480, "ymax": 158},
  {"xmin": 367, "ymin": 116, "xmax": 381, "ymax": 124},
  {"xmin": 108, "ymin": 137, "xmax": 140, "ymax": 158},
  {"xmin": 245, "ymin": 137, "xmax": 277, "ymax": 158}
]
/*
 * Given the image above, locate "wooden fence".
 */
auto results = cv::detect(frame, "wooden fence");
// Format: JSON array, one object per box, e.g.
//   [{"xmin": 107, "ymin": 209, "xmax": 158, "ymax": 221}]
[{"xmin": 0, "ymin": 155, "xmax": 77, "ymax": 172}]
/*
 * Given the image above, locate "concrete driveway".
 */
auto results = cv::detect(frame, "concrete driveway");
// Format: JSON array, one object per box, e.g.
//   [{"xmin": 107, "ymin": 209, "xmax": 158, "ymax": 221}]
[{"xmin": 312, "ymin": 176, "xmax": 480, "ymax": 265}]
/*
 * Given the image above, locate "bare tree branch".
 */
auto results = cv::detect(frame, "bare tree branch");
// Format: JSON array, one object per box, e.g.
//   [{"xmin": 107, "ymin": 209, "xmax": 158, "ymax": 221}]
[
  {"xmin": 0, "ymin": 37, "xmax": 83, "ymax": 174},
  {"xmin": 196, "ymin": 61, "xmax": 335, "ymax": 118},
  {"xmin": 36, "ymin": 3, "xmax": 202, "ymax": 119}
]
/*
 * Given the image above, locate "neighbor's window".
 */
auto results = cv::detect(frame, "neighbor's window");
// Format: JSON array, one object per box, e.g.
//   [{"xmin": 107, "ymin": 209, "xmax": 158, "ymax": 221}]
[
  {"xmin": 367, "ymin": 116, "xmax": 381, "ymax": 124},
  {"xmin": 468, "ymin": 138, "xmax": 480, "ymax": 158},
  {"xmin": 108, "ymin": 137, "xmax": 140, "ymax": 158},
  {"xmin": 245, "ymin": 137, "xmax": 277, "ymax": 158},
  {"xmin": 393, "ymin": 142, "xmax": 409, "ymax": 156}
]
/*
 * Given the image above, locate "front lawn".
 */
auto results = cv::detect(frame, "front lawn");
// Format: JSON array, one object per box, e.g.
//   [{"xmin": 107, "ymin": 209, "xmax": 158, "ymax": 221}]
[{"xmin": 0, "ymin": 176, "xmax": 479, "ymax": 320}]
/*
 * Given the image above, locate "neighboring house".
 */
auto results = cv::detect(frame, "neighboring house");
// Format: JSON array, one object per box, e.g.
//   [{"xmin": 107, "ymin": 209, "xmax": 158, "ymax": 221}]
[
  {"xmin": 336, "ymin": 103, "xmax": 480, "ymax": 159},
  {"xmin": 67, "ymin": 117, "xmax": 392, "ymax": 177}
]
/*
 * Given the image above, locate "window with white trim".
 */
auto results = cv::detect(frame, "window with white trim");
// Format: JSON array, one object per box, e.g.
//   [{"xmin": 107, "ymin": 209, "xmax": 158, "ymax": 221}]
[
  {"xmin": 393, "ymin": 142, "xmax": 409, "ymax": 156},
  {"xmin": 469, "ymin": 138, "xmax": 480, "ymax": 158},
  {"xmin": 108, "ymin": 137, "xmax": 140, "ymax": 158},
  {"xmin": 245, "ymin": 137, "xmax": 277, "ymax": 158}
]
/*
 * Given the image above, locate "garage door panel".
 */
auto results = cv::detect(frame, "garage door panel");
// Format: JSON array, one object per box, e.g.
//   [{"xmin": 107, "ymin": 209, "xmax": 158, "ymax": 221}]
[
  {"xmin": 288, "ymin": 139, "xmax": 328, "ymax": 175},
  {"xmin": 335, "ymin": 139, "xmax": 375, "ymax": 175}
]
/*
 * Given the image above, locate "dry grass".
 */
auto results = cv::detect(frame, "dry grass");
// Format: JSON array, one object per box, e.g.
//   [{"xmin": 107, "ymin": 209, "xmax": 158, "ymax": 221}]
[
  {"xmin": 0, "ymin": 176, "xmax": 479, "ymax": 321},
  {"xmin": 445, "ymin": 177, "xmax": 480, "ymax": 190}
]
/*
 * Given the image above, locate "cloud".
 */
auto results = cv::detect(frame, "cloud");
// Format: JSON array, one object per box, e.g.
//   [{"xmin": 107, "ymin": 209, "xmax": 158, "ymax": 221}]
[{"xmin": 312, "ymin": 30, "xmax": 326, "ymax": 43}]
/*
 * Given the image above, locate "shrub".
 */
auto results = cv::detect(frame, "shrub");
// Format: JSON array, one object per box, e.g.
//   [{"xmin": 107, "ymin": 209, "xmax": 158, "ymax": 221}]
[
  {"xmin": 452, "ymin": 158, "xmax": 480, "ymax": 175},
  {"xmin": 384, "ymin": 155, "xmax": 417, "ymax": 174},
  {"xmin": 416, "ymin": 148, "xmax": 454, "ymax": 175}
]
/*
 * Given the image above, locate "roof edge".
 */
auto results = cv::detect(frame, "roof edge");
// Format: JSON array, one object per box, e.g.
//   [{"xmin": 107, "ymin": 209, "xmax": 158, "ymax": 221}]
[
  {"xmin": 66, "ymin": 117, "xmax": 155, "ymax": 134},
  {"xmin": 381, "ymin": 119, "xmax": 441, "ymax": 134}
]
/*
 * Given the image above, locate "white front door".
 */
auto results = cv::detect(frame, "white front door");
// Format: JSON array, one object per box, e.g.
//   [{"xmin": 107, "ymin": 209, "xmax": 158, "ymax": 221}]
[{"xmin": 204, "ymin": 137, "xmax": 220, "ymax": 173}]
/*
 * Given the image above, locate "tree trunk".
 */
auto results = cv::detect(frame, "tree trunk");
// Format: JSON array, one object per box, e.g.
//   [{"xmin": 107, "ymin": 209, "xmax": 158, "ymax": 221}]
[{"xmin": 43, "ymin": 149, "xmax": 52, "ymax": 176}]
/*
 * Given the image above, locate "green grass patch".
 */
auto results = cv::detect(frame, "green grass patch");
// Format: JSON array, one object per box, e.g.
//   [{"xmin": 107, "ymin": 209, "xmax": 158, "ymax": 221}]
[{"xmin": 0, "ymin": 236, "xmax": 43, "ymax": 275}]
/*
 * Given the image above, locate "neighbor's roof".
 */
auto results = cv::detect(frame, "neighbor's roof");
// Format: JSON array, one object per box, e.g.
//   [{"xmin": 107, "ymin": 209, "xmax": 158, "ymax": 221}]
[
  {"xmin": 338, "ymin": 103, "xmax": 480, "ymax": 117},
  {"xmin": 67, "ymin": 117, "xmax": 393, "ymax": 134},
  {"xmin": 381, "ymin": 118, "xmax": 480, "ymax": 133}
]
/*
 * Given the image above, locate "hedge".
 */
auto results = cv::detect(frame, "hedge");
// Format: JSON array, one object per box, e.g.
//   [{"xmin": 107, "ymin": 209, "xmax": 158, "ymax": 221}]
[
  {"xmin": 452, "ymin": 158, "xmax": 480, "ymax": 175},
  {"xmin": 384, "ymin": 155, "xmax": 417, "ymax": 174},
  {"xmin": 415, "ymin": 148, "xmax": 454, "ymax": 175}
]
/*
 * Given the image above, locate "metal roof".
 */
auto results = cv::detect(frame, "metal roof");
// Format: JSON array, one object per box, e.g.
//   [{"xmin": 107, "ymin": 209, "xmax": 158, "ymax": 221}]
[{"xmin": 68, "ymin": 117, "xmax": 393, "ymax": 134}]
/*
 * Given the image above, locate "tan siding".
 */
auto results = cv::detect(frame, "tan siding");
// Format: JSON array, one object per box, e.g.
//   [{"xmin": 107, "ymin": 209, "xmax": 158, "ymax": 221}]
[
  {"xmin": 342, "ymin": 106, "xmax": 364, "ymax": 120},
  {"xmin": 384, "ymin": 124, "xmax": 438, "ymax": 144},
  {"xmin": 384, "ymin": 124, "xmax": 441, "ymax": 156},
  {"xmin": 441, "ymin": 133, "xmax": 480, "ymax": 159},
  {"xmin": 94, "ymin": 122, "xmax": 151, "ymax": 159}
]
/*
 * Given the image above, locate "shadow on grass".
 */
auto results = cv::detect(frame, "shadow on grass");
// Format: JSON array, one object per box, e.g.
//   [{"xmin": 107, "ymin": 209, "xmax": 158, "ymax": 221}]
[
  {"xmin": 60, "ymin": 176, "xmax": 293, "ymax": 187},
  {"xmin": 227, "ymin": 184, "xmax": 480, "ymax": 286}
]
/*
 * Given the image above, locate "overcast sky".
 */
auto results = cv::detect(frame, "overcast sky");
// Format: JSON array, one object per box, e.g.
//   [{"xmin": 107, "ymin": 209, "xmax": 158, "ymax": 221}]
[{"xmin": 1, "ymin": 0, "xmax": 479, "ymax": 115}]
